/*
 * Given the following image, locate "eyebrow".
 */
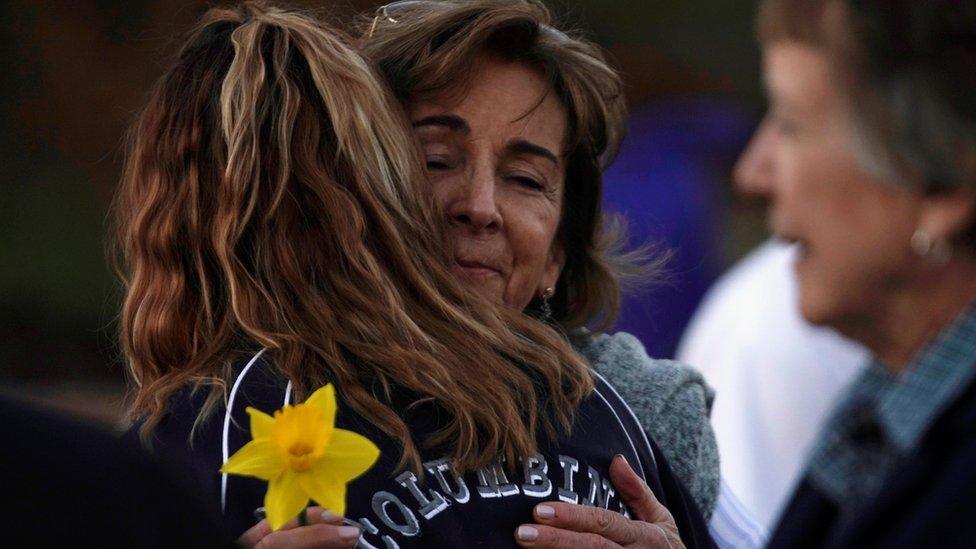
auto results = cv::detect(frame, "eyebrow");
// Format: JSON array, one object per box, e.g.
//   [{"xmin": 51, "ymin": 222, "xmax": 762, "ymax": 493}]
[
  {"xmin": 411, "ymin": 114, "xmax": 470, "ymax": 134},
  {"xmin": 412, "ymin": 114, "xmax": 560, "ymax": 166},
  {"xmin": 507, "ymin": 140, "xmax": 559, "ymax": 166}
]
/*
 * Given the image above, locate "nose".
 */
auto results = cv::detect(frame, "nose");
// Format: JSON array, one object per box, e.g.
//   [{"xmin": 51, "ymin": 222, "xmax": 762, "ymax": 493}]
[
  {"xmin": 734, "ymin": 116, "xmax": 777, "ymax": 199},
  {"xmin": 448, "ymin": 164, "xmax": 502, "ymax": 233}
]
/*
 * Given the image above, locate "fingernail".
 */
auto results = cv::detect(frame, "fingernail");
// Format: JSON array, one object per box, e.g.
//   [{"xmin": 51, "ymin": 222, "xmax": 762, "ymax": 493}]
[
  {"xmin": 321, "ymin": 509, "xmax": 342, "ymax": 521},
  {"xmin": 517, "ymin": 525, "xmax": 539, "ymax": 541},
  {"xmin": 535, "ymin": 504, "xmax": 555, "ymax": 519},
  {"xmin": 615, "ymin": 453, "xmax": 629, "ymax": 466},
  {"xmin": 338, "ymin": 526, "xmax": 361, "ymax": 541}
]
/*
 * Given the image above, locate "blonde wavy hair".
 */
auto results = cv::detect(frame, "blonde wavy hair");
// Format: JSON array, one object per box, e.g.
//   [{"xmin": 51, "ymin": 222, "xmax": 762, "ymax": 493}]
[{"xmin": 112, "ymin": 1, "xmax": 593, "ymax": 473}]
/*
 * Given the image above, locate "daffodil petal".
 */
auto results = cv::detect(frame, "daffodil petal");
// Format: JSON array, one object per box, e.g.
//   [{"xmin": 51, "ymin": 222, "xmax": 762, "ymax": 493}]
[
  {"xmin": 220, "ymin": 439, "xmax": 284, "ymax": 480},
  {"xmin": 304, "ymin": 384, "xmax": 337, "ymax": 427},
  {"xmin": 265, "ymin": 471, "xmax": 309, "ymax": 531},
  {"xmin": 298, "ymin": 470, "xmax": 347, "ymax": 516},
  {"xmin": 246, "ymin": 407, "xmax": 275, "ymax": 440},
  {"xmin": 316, "ymin": 428, "xmax": 381, "ymax": 482}
]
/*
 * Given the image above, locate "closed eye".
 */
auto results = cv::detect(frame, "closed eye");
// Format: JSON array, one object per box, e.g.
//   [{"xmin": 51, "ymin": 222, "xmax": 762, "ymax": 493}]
[
  {"xmin": 510, "ymin": 176, "xmax": 544, "ymax": 191},
  {"xmin": 426, "ymin": 157, "xmax": 455, "ymax": 171}
]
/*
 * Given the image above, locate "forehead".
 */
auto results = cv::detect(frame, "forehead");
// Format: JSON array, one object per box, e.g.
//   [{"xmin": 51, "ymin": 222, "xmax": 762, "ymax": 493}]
[
  {"xmin": 408, "ymin": 57, "xmax": 568, "ymax": 151},
  {"xmin": 763, "ymin": 42, "xmax": 833, "ymax": 112}
]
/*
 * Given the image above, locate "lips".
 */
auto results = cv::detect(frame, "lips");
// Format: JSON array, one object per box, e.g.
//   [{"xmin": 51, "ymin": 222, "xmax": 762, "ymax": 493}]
[{"xmin": 454, "ymin": 258, "xmax": 503, "ymax": 278}]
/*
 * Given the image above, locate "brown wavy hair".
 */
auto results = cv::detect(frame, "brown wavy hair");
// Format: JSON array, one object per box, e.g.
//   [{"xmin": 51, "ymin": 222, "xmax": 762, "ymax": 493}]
[
  {"xmin": 112, "ymin": 1, "xmax": 593, "ymax": 473},
  {"xmin": 358, "ymin": 0, "xmax": 658, "ymax": 332}
]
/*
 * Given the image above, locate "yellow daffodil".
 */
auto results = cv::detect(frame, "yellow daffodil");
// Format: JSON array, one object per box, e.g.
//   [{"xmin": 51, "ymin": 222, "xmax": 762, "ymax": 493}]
[{"xmin": 221, "ymin": 384, "xmax": 380, "ymax": 530}]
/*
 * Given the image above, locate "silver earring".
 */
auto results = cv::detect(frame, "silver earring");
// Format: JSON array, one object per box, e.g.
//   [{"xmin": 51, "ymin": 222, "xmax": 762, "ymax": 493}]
[
  {"xmin": 910, "ymin": 229, "xmax": 952, "ymax": 265},
  {"xmin": 540, "ymin": 287, "xmax": 555, "ymax": 322}
]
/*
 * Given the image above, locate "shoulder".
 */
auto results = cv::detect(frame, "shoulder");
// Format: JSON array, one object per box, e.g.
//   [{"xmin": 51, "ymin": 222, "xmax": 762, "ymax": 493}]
[
  {"xmin": 577, "ymin": 331, "xmax": 715, "ymax": 416},
  {"xmin": 152, "ymin": 350, "xmax": 287, "ymax": 442},
  {"xmin": 131, "ymin": 350, "xmax": 290, "ymax": 537},
  {"xmin": 575, "ymin": 330, "xmax": 720, "ymax": 518},
  {"xmin": 682, "ymin": 241, "xmax": 794, "ymax": 337},
  {"xmin": 1, "ymin": 396, "xmax": 233, "ymax": 547},
  {"xmin": 135, "ymin": 350, "xmax": 289, "ymax": 487},
  {"xmin": 700, "ymin": 240, "xmax": 795, "ymax": 308}
]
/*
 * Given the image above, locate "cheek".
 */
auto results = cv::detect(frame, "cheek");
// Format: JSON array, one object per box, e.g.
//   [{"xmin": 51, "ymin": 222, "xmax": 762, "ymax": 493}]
[
  {"xmin": 796, "ymin": 182, "xmax": 919, "ymax": 324},
  {"xmin": 430, "ymin": 176, "xmax": 457, "ymax": 213},
  {"xmin": 502, "ymin": 205, "xmax": 561, "ymax": 309},
  {"xmin": 809, "ymin": 167, "xmax": 917, "ymax": 257},
  {"xmin": 785, "ymin": 143, "xmax": 889, "ymax": 241}
]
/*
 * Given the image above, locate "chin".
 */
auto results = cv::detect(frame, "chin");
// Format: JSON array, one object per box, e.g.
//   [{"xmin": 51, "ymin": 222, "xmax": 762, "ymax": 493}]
[
  {"xmin": 799, "ymin": 300, "xmax": 832, "ymax": 327},
  {"xmin": 794, "ymin": 261, "xmax": 838, "ymax": 326},
  {"xmin": 459, "ymin": 277, "xmax": 505, "ymax": 305},
  {"xmin": 796, "ymin": 284, "xmax": 839, "ymax": 329}
]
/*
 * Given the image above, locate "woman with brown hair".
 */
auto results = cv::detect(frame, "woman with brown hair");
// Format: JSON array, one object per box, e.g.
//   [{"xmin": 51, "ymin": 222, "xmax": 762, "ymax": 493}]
[
  {"xmin": 114, "ymin": 2, "xmax": 710, "ymax": 547},
  {"xmin": 357, "ymin": 0, "xmax": 729, "ymax": 543}
]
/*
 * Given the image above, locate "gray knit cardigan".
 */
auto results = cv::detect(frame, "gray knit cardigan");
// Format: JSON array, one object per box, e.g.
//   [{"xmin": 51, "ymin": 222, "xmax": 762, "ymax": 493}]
[{"xmin": 574, "ymin": 331, "xmax": 719, "ymax": 518}]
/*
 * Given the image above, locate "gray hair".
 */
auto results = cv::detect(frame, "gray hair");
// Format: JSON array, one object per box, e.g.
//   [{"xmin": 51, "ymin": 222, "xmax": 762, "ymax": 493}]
[{"xmin": 826, "ymin": 0, "xmax": 976, "ymax": 195}]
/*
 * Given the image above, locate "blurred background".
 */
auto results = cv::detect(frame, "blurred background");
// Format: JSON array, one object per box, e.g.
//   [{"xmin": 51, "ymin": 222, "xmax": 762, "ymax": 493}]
[{"xmin": 0, "ymin": 0, "xmax": 768, "ymax": 425}]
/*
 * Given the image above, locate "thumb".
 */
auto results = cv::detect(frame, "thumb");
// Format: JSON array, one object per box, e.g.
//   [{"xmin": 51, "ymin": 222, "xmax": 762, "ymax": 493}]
[{"xmin": 609, "ymin": 454, "xmax": 675, "ymax": 527}]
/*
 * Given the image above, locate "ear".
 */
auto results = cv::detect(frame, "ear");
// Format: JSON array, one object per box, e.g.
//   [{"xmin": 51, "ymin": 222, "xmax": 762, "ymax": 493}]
[
  {"xmin": 540, "ymin": 245, "xmax": 566, "ymax": 294},
  {"xmin": 918, "ymin": 188, "xmax": 976, "ymax": 242}
]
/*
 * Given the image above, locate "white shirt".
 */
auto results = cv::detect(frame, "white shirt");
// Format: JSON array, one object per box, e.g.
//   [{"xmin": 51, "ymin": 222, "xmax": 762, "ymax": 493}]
[{"xmin": 677, "ymin": 239, "xmax": 869, "ymax": 531}]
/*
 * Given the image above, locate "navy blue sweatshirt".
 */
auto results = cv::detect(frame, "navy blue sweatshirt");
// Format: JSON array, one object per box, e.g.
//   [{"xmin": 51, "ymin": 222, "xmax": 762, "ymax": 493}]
[{"xmin": 142, "ymin": 352, "xmax": 715, "ymax": 548}]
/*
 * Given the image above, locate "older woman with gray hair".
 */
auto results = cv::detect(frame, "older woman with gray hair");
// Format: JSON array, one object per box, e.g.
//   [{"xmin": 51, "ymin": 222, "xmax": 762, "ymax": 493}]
[{"xmin": 736, "ymin": 0, "xmax": 976, "ymax": 546}]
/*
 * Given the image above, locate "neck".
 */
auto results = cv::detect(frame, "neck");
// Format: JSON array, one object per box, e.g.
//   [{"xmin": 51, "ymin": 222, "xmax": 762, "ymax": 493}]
[{"xmin": 840, "ymin": 260, "xmax": 976, "ymax": 375}]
